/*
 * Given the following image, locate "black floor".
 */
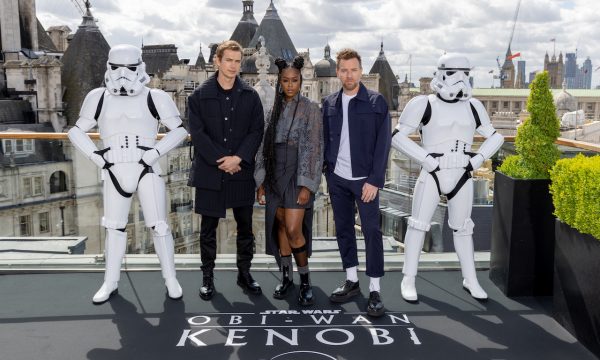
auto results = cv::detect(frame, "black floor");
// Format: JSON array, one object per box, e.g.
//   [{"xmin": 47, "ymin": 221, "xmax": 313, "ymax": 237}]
[{"xmin": 0, "ymin": 270, "xmax": 595, "ymax": 360}]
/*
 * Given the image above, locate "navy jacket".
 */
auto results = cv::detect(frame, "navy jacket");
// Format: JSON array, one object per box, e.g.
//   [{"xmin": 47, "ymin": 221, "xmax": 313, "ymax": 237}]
[
  {"xmin": 322, "ymin": 83, "xmax": 391, "ymax": 188},
  {"xmin": 188, "ymin": 74, "xmax": 264, "ymax": 192}
]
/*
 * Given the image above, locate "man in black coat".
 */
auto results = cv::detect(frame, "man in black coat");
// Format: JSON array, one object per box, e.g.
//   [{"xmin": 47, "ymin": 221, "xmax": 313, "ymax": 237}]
[{"xmin": 188, "ymin": 40, "xmax": 264, "ymax": 300}]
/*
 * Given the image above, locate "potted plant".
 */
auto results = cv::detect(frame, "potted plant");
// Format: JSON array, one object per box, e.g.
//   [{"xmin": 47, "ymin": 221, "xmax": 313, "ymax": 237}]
[
  {"xmin": 550, "ymin": 154, "xmax": 600, "ymax": 358},
  {"xmin": 489, "ymin": 71, "xmax": 561, "ymax": 296}
]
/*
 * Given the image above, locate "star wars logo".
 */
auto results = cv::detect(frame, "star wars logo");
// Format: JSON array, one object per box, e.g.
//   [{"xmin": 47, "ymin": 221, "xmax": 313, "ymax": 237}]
[{"xmin": 177, "ymin": 309, "xmax": 421, "ymax": 351}]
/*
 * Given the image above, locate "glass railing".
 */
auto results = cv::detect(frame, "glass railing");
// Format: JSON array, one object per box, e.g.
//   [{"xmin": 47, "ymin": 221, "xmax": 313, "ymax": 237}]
[{"xmin": 0, "ymin": 132, "xmax": 597, "ymax": 271}]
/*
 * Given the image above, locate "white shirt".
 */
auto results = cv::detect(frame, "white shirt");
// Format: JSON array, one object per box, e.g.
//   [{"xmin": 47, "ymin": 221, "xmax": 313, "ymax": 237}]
[{"xmin": 334, "ymin": 93, "xmax": 366, "ymax": 181}]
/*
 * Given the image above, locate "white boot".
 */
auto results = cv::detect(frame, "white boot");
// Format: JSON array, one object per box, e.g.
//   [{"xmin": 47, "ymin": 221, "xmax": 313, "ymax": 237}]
[
  {"xmin": 454, "ymin": 233, "xmax": 488, "ymax": 300},
  {"xmin": 402, "ymin": 225, "xmax": 426, "ymax": 302},
  {"xmin": 153, "ymin": 224, "xmax": 182, "ymax": 300},
  {"xmin": 401, "ymin": 276, "xmax": 418, "ymax": 302},
  {"xmin": 93, "ymin": 281, "xmax": 118, "ymax": 304},
  {"xmin": 165, "ymin": 277, "xmax": 183, "ymax": 299},
  {"xmin": 93, "ymin": 228, "xmax": 127, "ymax": 304},
  {"xmin": 462, "ymin": 279, "xmax": 488, "ymax": 300}
]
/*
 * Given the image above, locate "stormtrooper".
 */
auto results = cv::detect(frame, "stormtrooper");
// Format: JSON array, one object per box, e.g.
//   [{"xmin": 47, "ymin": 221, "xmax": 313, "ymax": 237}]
[
  {"xmin": 68, "ymin": 44, "xmax": 188, "ymax": 304},
  {"xmin": 392, "ymin": 53, "xmax": 504, "ymax": 302}
]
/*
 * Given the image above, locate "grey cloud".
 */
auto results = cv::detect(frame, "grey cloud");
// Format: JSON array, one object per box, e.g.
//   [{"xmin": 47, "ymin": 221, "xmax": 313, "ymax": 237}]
[
  {"xmin": 518, "ymin": 0, "xmax": 562, "ymax": 23},
  {"xmin": 206, "ymin": 0, "xmax": 244, "ymax": 11},
  {"xmin": 34, "ymin": 0, "xmax": 600, "ymax": 88},
  {"xmin": 89, "ymin": 0, "xmax": 120, "ymax": 13},
  {"xmin": 142, "ymin": 14, "xmax": 178, "ymax": 30}
]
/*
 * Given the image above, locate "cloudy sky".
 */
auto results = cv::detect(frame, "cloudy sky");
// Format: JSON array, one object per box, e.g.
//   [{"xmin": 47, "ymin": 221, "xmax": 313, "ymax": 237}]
[{"xmin": 37, "ymin": 0, "xmax": 599, "ymax": 88}]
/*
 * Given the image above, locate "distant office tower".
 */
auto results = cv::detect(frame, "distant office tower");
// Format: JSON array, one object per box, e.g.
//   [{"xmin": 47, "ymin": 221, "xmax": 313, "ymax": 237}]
[
  {"xmin": 529, "ymin": 70, "xmax": 539, "ymax": 85},
  {"xmin": 565, "ymin": 53, "xmax": 577, "ymax": 88},
  {"xmin": 564, "ymin": 53, "xmax": 593, "ymax": 89},
  {"xmin": 580, "ymin": 57, "xmax": 592, "ymax": 89}
]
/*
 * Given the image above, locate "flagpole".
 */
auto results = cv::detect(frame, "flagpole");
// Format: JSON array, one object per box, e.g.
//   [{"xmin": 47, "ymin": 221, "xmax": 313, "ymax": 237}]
[{"xmin": 409, "ymin": 54, "xmax": 412, "ymax": 85}]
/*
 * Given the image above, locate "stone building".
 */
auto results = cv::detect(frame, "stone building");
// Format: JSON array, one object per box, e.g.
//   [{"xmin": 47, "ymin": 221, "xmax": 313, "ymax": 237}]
[
  {"xmin": 46, "ymin": 25, "xmax": 71, "ymax": 52},
  {"xmin": 230, "ymin": 0, "xmax": 259, "ymax": 48},
  {"xmin": 60, "ymin": 4, "xmax": 109, "ymax": 126},
  {"xmin": 369, "ymin": 42, "xmax": 400, "ymax": 110},
  {"xmin": 545, "ymin": 51, "xmax": 564, "ymax": 89}
]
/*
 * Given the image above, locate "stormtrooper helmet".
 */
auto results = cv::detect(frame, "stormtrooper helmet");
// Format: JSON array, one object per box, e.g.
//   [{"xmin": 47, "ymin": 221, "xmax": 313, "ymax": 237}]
[
  {"xmin": 104, "ymin": 44, "xmax": 149, "ymax": 96},
  {"xmin": 430, "ymin": 53, "xmax": 472, "ymax": 101}
]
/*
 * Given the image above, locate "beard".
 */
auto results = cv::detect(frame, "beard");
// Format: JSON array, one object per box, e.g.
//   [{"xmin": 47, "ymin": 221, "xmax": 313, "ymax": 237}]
[{"xmin": 343, "ymin": 80, "xmax": 358, "ymax": 92}]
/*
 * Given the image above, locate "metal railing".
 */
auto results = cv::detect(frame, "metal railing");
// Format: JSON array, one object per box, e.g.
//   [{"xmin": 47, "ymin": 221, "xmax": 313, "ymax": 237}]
[{"xmin": 0, "ymin": 131, "xmax": 597, "ymax": 271}]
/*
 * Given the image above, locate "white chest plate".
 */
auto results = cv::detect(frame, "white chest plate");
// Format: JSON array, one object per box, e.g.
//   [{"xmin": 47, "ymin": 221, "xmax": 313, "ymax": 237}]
[
  {"xmin": 420, "ymin": 96, "xmax": 476, "ymax": 148},
  {"xmin": 97, "ymin": 89, "xmax": 158, "ymax": 163}
]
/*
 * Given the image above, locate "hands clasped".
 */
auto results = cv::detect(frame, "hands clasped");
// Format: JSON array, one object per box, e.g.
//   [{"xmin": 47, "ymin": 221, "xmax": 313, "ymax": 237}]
[{"xmin": 217, "ymin": 156, "xmax": 242, "ymax": 175}]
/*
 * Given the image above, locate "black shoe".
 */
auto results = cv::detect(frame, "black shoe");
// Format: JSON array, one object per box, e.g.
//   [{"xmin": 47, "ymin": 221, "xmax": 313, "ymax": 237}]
[
  {"xmin": 329, "ymin": 279, "xmax": 360, "ymax": 303},
  {"xmin": 273, "ymin": 277, "xmax": 294, "ymax": 299},
  {"xmin": 199, "ymin": 274, "xmax": 215, "ymax": 301},
  {"xmin": 366, "ymin": 291, "xmax": 385, "ymax": 317},
  {"xmin": 237, "ymin": 271, "xmax": 262, "ymax": 295},
  {"xmin": 298, "ymin": 282, "xmax": 314, "ymax": 306}
]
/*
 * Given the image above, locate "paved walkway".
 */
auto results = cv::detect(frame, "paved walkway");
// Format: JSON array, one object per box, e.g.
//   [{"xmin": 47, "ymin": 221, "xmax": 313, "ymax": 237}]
[{"xmin": 0, "ymin": 270, "xmax": 595, "ymax": 360}]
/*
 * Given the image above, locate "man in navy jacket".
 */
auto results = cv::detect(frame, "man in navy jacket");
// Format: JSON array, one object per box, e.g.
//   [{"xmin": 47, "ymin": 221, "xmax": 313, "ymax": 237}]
[{"xmin": 322, "ymin": 48, "xmax": 391, "ymax": 317}]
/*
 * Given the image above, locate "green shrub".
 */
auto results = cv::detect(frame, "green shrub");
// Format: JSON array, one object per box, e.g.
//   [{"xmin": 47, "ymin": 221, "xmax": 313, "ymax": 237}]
[
  {"xmin": 550, "ymin": 154, "xmax": 600, "ymax": 240},
  {"xmin": 498, "ymin": 71, "xmax": 560, "ymax": 179}
]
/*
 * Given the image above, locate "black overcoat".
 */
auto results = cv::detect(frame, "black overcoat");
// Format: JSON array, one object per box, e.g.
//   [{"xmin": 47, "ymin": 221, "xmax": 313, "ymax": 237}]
[{"xmin": 188, "ymin": 73, "xmax": 264, "ymax": 217}]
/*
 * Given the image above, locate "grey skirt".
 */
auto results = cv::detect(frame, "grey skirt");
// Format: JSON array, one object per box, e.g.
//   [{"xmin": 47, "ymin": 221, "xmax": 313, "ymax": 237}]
[
  {"xmin": 263, "ymin": 143, "xmax": 314, "ymax": 263},
  {"xmin": 265, "ymin": 143, "xmax": 314, "ymax": 209}
]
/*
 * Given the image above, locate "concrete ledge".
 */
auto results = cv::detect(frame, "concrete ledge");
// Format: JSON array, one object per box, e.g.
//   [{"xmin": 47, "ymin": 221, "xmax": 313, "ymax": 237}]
[{"xmin": 0, "ymin": 251, "xmax": 490, "ymax": 273}]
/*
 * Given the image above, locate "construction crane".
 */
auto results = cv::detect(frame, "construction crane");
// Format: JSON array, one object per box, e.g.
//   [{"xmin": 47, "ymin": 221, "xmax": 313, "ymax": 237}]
[
  {"xmin": 497, "ymin": 0, "xmax": 522, "ymax": 88},
  {"xmin": 69, "ymin": 0, "xmax": 85, "ymax": 16}
]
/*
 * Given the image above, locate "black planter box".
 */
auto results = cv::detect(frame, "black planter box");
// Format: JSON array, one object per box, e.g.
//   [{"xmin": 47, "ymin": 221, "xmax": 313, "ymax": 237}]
[
  {"xmin": 554, "ymin": 220, "xmax": 600, "ymax": 358},
  {"xmin": 489, "ymin": 171, "xmax": 555, "ymax": 296}
]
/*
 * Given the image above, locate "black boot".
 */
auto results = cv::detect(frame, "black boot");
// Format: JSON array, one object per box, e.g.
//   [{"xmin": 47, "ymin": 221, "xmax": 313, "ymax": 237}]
[
  {"xmin": 199, "ymin": 272, "xmax": 215, "ymax": 300},
  {"xmin": 237, "ymin": 270, "xmax": 262, "ymax": 295},
  {"xmin": 273, "ymin": 265, "xmax": 294, "ymax": 299},
  {"xmin": 298, "ymin": 272, "xmax": 314, "ymax": 306}
]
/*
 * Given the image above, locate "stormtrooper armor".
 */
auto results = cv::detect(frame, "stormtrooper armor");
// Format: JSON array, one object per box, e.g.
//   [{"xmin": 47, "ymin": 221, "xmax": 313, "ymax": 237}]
[
  {"xmin": 68, "ymin": 44, "xmax": 188, "ymax": 304},
  {"xmin": 392, "ymin": 53, "xmax": 504, "ymax": 302}
]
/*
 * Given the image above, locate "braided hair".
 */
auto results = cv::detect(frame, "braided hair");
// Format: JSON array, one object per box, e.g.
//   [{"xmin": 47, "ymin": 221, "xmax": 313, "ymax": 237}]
[{"xmin": 263, "ymin": 55, "xmax": 305, "ymax": 193}]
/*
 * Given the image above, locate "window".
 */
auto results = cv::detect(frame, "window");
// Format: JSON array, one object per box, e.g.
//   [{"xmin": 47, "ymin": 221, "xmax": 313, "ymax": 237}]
[
  {"xmin": 503, "ymin": 101, "xmax": 510, "ymax": 109},
  {"xmin": 39, "ymin": 212, "xmax": 50, "ymax": 233},
  {"xmin": 20, "ymin": 215, "xmax": 32, "ymax": 236},
  {"xmin": 182, "ymin": 214, "xmax": 193, "ymax": 236},
  {"xmin": 23, "ymin": 176, "xmax": 44, "ymax": 197},
  {"xmin": 34, "ymin": 176, "xmax": 43, "ymax": 195},
  {"xmin": 23, "ymin": 177, "xmax": 32, "ymax": 197},
  {"xmin": 181, "ymin": 156, "xmax": 190, "ymax": 171},
  {"xmin": 170, "ymin": 156, "xmax": 181, "ymax": 173},
  {"xmin": 50, "ymin": 171, "xmax": 67, "ymax": 193},
  {"xmin": 491, "ymin": 101, "xmax": 498, "ymax": 109},
  {"xmin": 3, "ymin": 139, "xmax": 34, "ymax": 155},
  {"xmin": 4, "ymin": 140, "xmax": 12, "ymax": 154}
]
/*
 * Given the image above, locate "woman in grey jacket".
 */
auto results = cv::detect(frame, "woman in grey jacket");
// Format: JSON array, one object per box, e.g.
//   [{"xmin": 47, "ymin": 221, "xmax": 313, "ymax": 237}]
[{"xmin": 255, "ymin": 56, "xmax": 323, "ymax": 306}]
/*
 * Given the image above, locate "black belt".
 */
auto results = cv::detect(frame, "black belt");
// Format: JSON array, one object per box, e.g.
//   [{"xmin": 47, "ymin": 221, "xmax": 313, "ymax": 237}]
[
  {"xmin": 426, "ymin": 152, "xmax": 475, "ymax": 200},
  {"xmin": 94, "ymin": 146, "xmax": 155, "ymax": 198}
]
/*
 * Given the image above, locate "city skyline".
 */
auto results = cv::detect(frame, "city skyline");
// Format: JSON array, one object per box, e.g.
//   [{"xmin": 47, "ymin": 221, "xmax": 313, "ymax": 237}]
[{"xmin": 36, "ymin": 0, "xmax": 599, "ymax": 88}]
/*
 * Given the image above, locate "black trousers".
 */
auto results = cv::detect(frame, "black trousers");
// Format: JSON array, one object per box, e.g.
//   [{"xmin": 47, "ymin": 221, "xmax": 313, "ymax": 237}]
[{"xmin": 200, "ymin": 205, "xmax": 254, "ymax": 273}]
